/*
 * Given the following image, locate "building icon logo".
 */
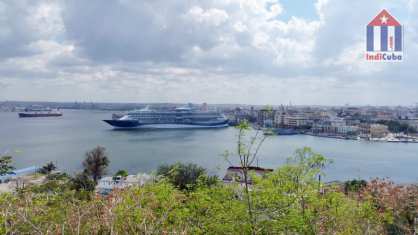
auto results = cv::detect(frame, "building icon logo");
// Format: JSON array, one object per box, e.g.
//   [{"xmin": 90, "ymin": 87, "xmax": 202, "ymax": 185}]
[{"xmin": 366, "ymin": 9, "xmax": 403, "ymax": 62}]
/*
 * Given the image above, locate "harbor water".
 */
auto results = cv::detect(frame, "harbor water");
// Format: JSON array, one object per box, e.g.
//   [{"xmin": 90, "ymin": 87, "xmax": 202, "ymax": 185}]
[{"xmin": 1, "ymin": 110, "xmax": 417, "ymax": 183}]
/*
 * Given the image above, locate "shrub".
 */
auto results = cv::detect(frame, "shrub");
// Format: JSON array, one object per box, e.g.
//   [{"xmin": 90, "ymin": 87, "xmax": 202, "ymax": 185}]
[{"xmin": 157, "ymin": 162, "xmax": 217, "ymax": 191}]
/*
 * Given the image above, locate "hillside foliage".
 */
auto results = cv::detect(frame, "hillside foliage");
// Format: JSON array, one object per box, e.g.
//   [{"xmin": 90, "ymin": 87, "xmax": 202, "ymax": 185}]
[{"xmin": 2, "ymin": 149, "xmax": 416, "ymax": 234}]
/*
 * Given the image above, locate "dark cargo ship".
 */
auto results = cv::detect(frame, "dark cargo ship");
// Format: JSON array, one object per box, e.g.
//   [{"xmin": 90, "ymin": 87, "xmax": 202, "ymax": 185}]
[{"xmin": 18, "ymin": 106, "xmax": 62, "ymax": 118}]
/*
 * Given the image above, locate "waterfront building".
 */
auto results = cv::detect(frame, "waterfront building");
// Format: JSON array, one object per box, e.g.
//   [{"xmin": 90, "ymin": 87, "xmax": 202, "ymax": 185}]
[
  {"xmin": 273, "ymin": 105, "xmax": 287, "ymax": 127},
  {"xmin": 257, "ymin": 108, "xmax": 275, "ymax": 128},
  {"xmin": 96, "ymin": 173, "xmax": 153, "ymax": 195},
  {"xmin": 274, "ymin": 109, "xmax": 286, "ymax": 127},
  {"xmin": 345, "ymin": 118, "xmax": 361, "ymax": 126},
  {"xmin": 282, "ymin": 113, "xmax": 309, "ymax": 128},
  {"xmin": 312, "ymin": 120, "xmax": 333, "ymax": 134},
  {"xmin": 311, "ymin": 120, "xmax": 324, "ymax": 133},
  {"xmin": 368, "ymin": 124, "xmax": 390, "ymax": 138},
  {"xmin": 272, "ymin": 104, "xmax": 311, "ymax": 128},
  {"xmin": 375, "ymin": 111, "xmax": 395, "ymax": 121},
  {"xmin": 227, "ymin": 107, "xmax": 255, "ymax": 125},
  {"xmin": 201, "ymin": 103, "xmax": 208, "ymax": 112},
  {"xmin": 249, "ymin": 106, "xmax": 256, "ymax": 119},
  {"xmin": 336, "ymin": 125, "xmax": 359, "ymax": 135},
  {"xmin": 358, "ymin": 123, "xmax": 371, "ymax": 137},
  {"xmin": 311, "ymin": 117, "xmax": 358, "ymax": 135}
]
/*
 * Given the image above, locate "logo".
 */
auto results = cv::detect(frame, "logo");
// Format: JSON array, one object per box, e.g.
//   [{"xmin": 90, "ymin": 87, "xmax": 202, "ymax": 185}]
[{"xmin": 366, "ymin": 9, "xmax": 403, "ymax": 62}]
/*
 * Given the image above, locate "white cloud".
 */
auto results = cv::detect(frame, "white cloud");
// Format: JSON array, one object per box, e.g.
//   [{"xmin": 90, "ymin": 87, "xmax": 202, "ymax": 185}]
[
  {"xmin": 187, "ymin": 6, "xmax": 229, "ymax": 26},
  {"xmin": 0, "ymin": 0, "xmax": 417, "ymax": 105}
]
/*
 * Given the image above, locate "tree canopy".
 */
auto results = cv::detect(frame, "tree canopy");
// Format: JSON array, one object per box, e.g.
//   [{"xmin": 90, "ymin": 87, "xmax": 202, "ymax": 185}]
[
  {"xmin": 82, "ymin": 146, "xmax": 110, "ymax": 183},
  {"xmin": 157, "ymin": 162, "xmax": 217, "ymax": 191},
  {"xmin": 0, "ymin": 156, "xmax": 14, "ymax": 176}
]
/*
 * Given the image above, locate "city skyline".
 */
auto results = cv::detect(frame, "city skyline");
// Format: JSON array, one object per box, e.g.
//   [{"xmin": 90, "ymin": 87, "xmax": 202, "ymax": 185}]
[{"xmin": 0, "ymin": 0, "xmax": 418, "ymax": 105}]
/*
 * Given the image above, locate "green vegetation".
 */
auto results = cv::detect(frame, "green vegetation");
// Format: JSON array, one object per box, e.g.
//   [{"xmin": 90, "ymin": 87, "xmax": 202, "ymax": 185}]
[
  {"xmin": 38, "ymin": 161, "xmax": 57, "ymax": 175},
  {"xmin": 45, "ymin": 172, "xmax": 70, "ymax": 181},
  {"xmin": 157, "ymin": 162, "xmax": 217, "ymax": 191},
  {"xmin": 60, "ymin": 146, "xmax": 111, "ymax": 195},
  {"xmin": 228, "ymin": 120, "xmax": 267, "ymax": 234},
  {"xmin": 113, "ymin": 169, "xmax": 129, "ymax": 179},
  {"xmin": 344, "ymin": 179, "xmax": 367, "ymax": 194},
  {"xmin": 0, "ymin": 155, "xmax": 14, "ymax": 175},
  {"xmin": 3, "ymin": 149, "xmax": 416, "ymax": 234},
  {"xmin": 0, "ymin": 149, "xmax": 417, "ymax": 234},
  {"xmin": 82, "ymin": 146, "xmax": 109, "ymax": 183},
  {"xmin": 70, "ymin": 172, "xmax": 96, "ymax": 192},
  {"xmin": 377, "ymin": 120, "xmax": 417, "ymax": 133}
]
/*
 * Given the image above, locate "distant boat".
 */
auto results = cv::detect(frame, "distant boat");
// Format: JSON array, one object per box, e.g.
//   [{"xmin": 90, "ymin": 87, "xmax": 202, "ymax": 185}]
[
  {"xmin": 263, "ymin": 129, "xmax": 275, "ymax": 135},
  {"xmin": 275, "ymin": 128, "xmax": 298, "ymax": 135},
  {"xmin": 18, "ymin": 105, "xmax": 62, "ymax": 118}
]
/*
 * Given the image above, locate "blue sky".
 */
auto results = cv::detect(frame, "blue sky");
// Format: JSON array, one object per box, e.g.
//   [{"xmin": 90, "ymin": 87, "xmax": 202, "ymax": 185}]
[
  {"xmin": 0, "ymin": 0, "xmax": 417, "ymax": 105},
  {"xmin": 279, "ymin": 0, "xmax": 318, "ymax": 21}
]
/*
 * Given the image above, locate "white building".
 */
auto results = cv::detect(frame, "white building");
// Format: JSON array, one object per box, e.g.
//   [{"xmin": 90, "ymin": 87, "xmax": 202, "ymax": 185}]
[
  {"xmin": 96, "ymin": 173, "xmax": 153, "ymax": 195},
  {"xmin": 275, "ymin": 113, "xmax": 309, "ymax": 127},
  {"xmin": 336, "ymin": 125, "xmax": 359, "ymax": 134}
]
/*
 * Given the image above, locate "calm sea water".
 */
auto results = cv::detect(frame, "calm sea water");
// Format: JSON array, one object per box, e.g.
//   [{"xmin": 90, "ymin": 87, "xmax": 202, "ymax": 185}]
[{"xmin": 0, "ymin": 110, "xmax": 417, "ymax": 183}]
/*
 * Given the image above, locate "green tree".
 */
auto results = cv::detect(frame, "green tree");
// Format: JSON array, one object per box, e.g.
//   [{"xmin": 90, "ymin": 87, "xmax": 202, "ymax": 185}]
[
  {"xmin": 251, "ymin": 148, "xmax": 383, "ymax": 234},
  {"xmin": 344, "ymin": 179, "xmax": 367, "ymax": 194},
  {"xmin": 157, "ymin": 162, "xmax": 216, "ymax": 191},
  {"xmin": 0, "ymin": 155, "xmax": 14, "ymax": 175},
  {"xmin": 114, "ymin": 169, "xmax": 129, "ymax": 179},
  {"xmin": 46, "ymin": 172, "xmax": 70, "ymax": 181},
  {"xmin": 224, "ymin": 120, "xmax": 269, "ymax": 234},
  {"xmin": 39, "ymin": 161, "xmax": 57, "ymax": 174},
  {"xmin": 70, "ymin": 172, "xmax": 96, "ymax": 192},
  {"xmin": 82, "ymin": 146, "xmax": 109, "ymax": 184},
  {"xmin": 186, "ymin": 183, "xmax": 250, "ymax": 233}
]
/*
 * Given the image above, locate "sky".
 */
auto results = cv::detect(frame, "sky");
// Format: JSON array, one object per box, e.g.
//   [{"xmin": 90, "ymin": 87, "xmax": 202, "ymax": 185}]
[{"xmin": 0, "ymin": 0, "xmax": 417, "ymax": 106}]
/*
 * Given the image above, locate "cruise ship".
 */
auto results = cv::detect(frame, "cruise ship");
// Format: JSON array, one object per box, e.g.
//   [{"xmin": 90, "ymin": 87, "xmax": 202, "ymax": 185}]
[{"xmin": 103, "ymin": 105, "xmax": 229, "ymax": 129}]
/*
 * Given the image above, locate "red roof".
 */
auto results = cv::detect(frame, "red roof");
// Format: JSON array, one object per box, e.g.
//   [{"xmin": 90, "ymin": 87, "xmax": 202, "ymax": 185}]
[{"xmin": 368, "ymin": 9, "xmax": 401, "ymax": 26}]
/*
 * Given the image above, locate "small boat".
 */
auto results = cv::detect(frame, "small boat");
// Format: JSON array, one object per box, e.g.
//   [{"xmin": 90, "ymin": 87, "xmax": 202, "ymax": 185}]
[
  {"xmin": 263, "ymin": 129, "xmax": 275, "ymax": 135},
  {"xmin": 275, "ymin": 128, "xmax": 298, "ymax": 135}
]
